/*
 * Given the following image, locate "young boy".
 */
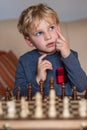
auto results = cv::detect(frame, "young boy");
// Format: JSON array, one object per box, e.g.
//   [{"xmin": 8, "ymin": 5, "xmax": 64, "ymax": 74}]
[{"xmin": 13, "ymin": 3, "xmax": 87, "ymax": 96}]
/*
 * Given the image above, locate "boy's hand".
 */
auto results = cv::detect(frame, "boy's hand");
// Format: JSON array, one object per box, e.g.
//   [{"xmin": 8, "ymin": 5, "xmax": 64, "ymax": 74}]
[
  {"xmin": 36, "ymin": 54, "xmax": 53, "ymax": 84},
  {"xmin": 55, "ymin": 30, "xmax": 71, "ymax": 58}
]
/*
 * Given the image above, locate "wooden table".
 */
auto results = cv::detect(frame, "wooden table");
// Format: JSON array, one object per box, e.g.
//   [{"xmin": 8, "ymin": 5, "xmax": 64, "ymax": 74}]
[{"xmin": 0, "ymin": 119, "xmax": 87, "ymax": 130}]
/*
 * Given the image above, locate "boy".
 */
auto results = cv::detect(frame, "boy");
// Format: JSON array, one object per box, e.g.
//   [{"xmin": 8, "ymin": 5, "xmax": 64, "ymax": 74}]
[{"xmin": 13, "ymin": 3, "xmax": 87, "ymax": 96}]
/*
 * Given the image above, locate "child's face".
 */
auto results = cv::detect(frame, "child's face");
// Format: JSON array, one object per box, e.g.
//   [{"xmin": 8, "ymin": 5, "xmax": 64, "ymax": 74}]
[{"xmin": 28, "ymin": 19, "xmax": 59, "ymax": 54}]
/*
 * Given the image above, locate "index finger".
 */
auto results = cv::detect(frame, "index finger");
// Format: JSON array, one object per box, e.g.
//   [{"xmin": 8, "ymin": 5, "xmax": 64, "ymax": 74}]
[
  {"xmin": 56, "ymin": 30, "xmax": 66, "ymax": 41},
  {"xmin": 39, "ymin": 54, "xmax": 47, "ymax": 63}
]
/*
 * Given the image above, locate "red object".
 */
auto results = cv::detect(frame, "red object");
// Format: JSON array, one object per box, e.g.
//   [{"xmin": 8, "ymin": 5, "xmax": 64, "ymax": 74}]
[{"xmin": 56, "ymin": 67, "xmax": 67, "ymax": 84}]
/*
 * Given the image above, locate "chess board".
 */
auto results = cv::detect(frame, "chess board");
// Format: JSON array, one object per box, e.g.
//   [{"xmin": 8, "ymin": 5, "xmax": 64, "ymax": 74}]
[
  {"xmin": 0, "ymin": 95, "xmax": 86, "ymax": 118},
  {"xmin": 0, "ymin": 94, "xmax": 87, "ymax": 130}
]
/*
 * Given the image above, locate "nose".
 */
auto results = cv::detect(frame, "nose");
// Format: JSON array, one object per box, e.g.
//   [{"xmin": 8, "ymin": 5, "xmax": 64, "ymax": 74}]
[{"xmin": 44, "ymin": 32, "xmax": 51, "ymax": 41}]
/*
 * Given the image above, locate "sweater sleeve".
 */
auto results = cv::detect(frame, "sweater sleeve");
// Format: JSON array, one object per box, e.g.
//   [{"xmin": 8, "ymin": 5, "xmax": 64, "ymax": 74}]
[
  {"xmin": 61, "ymin": 50, "xmax": 87, "ymax": 92},
  {"xmin": 13, "ymin": 58, "xmax": 40, "ymax": 96}
]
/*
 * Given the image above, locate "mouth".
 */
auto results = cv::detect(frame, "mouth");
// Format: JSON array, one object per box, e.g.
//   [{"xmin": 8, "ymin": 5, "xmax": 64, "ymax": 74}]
[{"xmin": 46, "ymin": 42, "xmax": 55, "ymax": 47}]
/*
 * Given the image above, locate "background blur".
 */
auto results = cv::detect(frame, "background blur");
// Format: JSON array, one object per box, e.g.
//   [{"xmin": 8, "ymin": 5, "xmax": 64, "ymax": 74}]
[{"xmin": 0, "ymin": 0, "xmax": 87, "ymax": 22}]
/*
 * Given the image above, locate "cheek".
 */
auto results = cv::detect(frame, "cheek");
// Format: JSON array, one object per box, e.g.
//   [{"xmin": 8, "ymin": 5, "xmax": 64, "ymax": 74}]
[
  {"xmin": 52, "ymin": 31, "xmax": 58, "ymax": 39},
  {"xmin": 36, "ymin": 38, "xmax": 44, "ymax": 44},
  {"xmin": 34, "ymin": 38, "xmax": 44, "ymax": 47}
]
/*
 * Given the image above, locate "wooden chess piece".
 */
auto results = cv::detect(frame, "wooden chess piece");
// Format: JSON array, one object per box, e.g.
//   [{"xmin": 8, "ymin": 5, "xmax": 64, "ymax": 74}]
[
  {"xmin": 84, "ymin": 86, "xmax": 87, "ymax": 99},
  {"xmin": 7, "ymin": 87, "xmax": 13, "ymax": 99},
  {"xmin": 39, "ymin": 79, "xmax": 44, "ymax": 99},
  {"xmin": 61, "ymin": 83, "xmax": 65, "ymax": 99},
  {"xmin": 72, "ymin": 86, "xmax": 77, "ymax": 100},
  {"xmin": 5, "ymin": 88, "xmax": 10, "ymax": 101},
  {"xmin": 50, "ymin": 77, "xmax": 54, "ymax": 89},
  {"xmin": 63, "ymin": 97, "xmax": 70, "ymax": 118},
  {"xmin": 48, "ymin": 89, "xmax": 57, "ymax": 118},
  {"xmin": 27, "ymin": 83, "xmax": 32, "ymax": 101},
  {"xmin": 16, "ymin": 86, "xmax": 21, "ymax": 100},
  {"xmin": 34, "ymin": 92, "xmax": 43, "ymax": 118}
]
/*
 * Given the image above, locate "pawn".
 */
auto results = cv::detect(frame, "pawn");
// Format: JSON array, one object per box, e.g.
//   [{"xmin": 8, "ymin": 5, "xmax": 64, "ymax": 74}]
[
  {"xmin": 72, "ymin": 86, "xmax": 77, "ymax": 100},
  {"xmin": 16, "ymin": 87, "xmax": 21, "ymax": 100}
]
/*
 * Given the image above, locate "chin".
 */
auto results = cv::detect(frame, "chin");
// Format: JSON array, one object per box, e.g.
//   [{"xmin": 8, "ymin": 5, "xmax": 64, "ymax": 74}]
[{"xmin": 47, "ymin": 50, "xmax": 56, "ymax": 55}]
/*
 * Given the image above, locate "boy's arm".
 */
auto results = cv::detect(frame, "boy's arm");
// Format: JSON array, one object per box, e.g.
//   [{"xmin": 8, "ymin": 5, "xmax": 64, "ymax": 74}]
[
  {"xmin": 13, "ymin": 59, "xmax": 40, "ymax": 96},
  {"xmin": 61, "ymin": 50, "xmax": 87, "ymax": 92}
]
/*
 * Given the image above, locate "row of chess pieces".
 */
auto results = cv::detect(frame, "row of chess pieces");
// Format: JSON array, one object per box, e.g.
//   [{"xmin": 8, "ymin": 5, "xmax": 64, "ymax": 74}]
[
  {"xmin": 0, "ymin": 89, "xmax": 87, "ymax": 120},
  {"xmin": 0, "ymin": 77, "xmax": 87, "ymax": 101},
  {"xmin": 0, "ymin": 77, "xmax": 87, "ymax": 120}
]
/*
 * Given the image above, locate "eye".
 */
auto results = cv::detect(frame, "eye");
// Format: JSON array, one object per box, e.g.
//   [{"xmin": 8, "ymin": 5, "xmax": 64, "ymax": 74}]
[
  {"xmin": 35, "ymin": 31, "xmax": 43, "ymax": 36},
  {"xmin": 49, "ymin": 26, "xmax": 55, "ymax": 31}
]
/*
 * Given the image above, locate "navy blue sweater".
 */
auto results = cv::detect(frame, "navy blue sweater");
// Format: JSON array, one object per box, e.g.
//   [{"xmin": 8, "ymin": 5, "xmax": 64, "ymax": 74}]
[{"xmin": 13, "ymin": 49, "xmax": 87, "ymax": 96}]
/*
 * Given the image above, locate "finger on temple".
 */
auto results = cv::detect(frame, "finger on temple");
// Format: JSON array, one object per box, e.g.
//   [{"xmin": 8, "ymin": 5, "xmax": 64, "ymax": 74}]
[{"xmin": 56, "ymin": 30, "xmax": 66, "ymax": 41}]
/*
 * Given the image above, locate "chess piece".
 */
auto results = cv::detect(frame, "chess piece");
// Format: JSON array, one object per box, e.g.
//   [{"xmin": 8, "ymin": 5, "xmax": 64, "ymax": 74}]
[
  {"xmin": 39, "ymin": 79, "xmax": 44, "ymax": 99},
  {"xmin": 79, "ymin": 99, "xmax": 87, "ymax": 118},
  {"xmin": 48, "ymin": 89, "xmax": 57, "ymax": 118},
  {"xmin": 6, "ymin": 100, "xmax": 16, "ymax": 118},
  {"xmin": 20, "ymin": 97, "xmax": 30, "ymax": 118},
  {"xmin": 7, "ymin": 87, "xmax": 13, "ymax": 98},
  {"xmin": 5, "ymin": 88, "xmax": 11, "ymax": 101},
  {"xmin": 34, "ymin": 92, "xmax": 43, "ymax": 118},
  {"xmin": 84, "ymin": 87, "xmax": 87, "ymax": 99},
  {"xmin": 16, "ymin": 87, "xmax": 21, "ymax": 100},
  {"xmin": 3, "ymin": 123, "xmax": 11, "ymax": 130},
  {"xmin": 62, "ymin": 97, "xmax": 70, "ymax": 118},
  {"xmin": 0, "ymin": 101, "xmax": 3, "ymax": 117},
  {"xmin": 80, "ymin": 123, "xmax": 87, "ymax": 130},
  {"xmin": 72, "ymin": 86, "xmax": 77, "ymax": 100},
  {"xmin": 50, "ymin": 77, "xmax": 54, "ymax": 89},
  {"xmin": 27, "ymin": 83, "xmax": 32, "ymax": 101},
  {"xmin": 61, "ymin": 83, "xmax": 65, "ymax": 99}
]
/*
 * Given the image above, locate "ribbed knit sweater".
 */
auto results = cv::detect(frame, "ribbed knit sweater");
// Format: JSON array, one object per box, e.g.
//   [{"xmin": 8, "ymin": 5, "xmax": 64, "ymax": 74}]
[{"xmin": 13, "ymin": 49, "xmax": 87, "ymax": 96}]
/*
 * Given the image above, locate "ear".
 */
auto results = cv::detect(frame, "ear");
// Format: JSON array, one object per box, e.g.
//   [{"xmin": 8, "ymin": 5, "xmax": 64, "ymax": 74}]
[{"xmin": 25, "ymin": 37, "xmax": 34, "ymax": 47}]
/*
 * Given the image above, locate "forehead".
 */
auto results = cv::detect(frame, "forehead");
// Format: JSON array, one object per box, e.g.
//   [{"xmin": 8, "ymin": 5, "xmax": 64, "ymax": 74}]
[{"xmin": 29, "ymin": 17, "xmax": 56, "ymax": 31}]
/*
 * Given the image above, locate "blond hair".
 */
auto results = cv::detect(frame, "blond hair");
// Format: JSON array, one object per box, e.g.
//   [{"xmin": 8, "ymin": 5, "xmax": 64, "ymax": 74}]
[{"xmin": 17, "ymin": 3, "xmax": 60, "ymax": 38}]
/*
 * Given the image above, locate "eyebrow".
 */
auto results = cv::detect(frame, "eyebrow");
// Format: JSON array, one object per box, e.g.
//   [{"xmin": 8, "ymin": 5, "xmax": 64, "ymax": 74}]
[{"xmin": 30, "ymin": 22, "xmax": 56, "ymax": 35}]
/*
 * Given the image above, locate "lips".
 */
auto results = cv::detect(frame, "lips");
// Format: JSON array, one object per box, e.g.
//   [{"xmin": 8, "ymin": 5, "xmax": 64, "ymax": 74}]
[{"xmin": 46, "ymin": 42, "xmax": 55, "ymax": 47}]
